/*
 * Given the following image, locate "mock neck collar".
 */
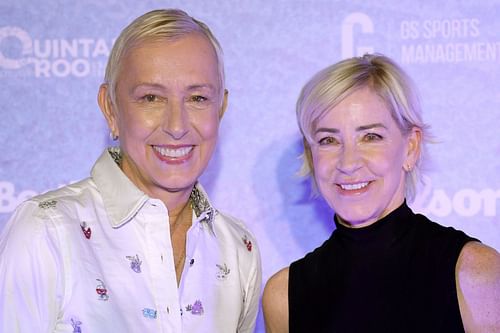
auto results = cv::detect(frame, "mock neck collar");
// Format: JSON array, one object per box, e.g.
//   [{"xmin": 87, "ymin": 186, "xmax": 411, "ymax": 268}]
[{"xmin": 333, "ymin": 202, "xmax": 414, "ymax": 245}]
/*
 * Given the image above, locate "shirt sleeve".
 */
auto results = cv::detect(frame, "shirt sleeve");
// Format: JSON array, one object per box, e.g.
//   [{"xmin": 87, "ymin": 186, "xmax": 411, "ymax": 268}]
[
  {"xmin": 237, "ymin": 234, "xmax": 262, "ymax": 333},
  {"xmin": 0, "ymin": 201, "xmax": 63, "ymax": 332}
]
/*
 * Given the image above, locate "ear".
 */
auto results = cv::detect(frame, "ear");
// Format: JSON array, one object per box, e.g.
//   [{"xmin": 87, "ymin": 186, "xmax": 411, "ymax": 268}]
[
  {"xmin": 218, "ymin": 89, "xmax": 229, "ymax": 119},
  {"xmin": 98, "ymin": 84, "xmax": 119, "ymax": 138},
  {"xmin": 405, "ymin": 126, "xmax": 422, "ymax": 170}
]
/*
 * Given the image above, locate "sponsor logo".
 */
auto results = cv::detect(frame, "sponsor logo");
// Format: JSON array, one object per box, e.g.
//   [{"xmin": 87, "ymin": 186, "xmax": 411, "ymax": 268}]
[
  {"xmin": 0, "ymin": 26, "xmax": 112, "ymax": 77},
  {"xmin": 341, "ymin": 12, "xmax": 374, "ymax": 59},
  {"xmin": 400, "ymin": 18, "xmax": 500, "ymax": 64},
  {"xmin": 412, "ymin": 176, "xmax": 500, "ymax": 217}
]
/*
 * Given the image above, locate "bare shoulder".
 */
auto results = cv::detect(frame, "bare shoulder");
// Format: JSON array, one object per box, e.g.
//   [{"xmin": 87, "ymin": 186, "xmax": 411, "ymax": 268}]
[
  {"xmin": 263, "ymin": 267, "xmax": 290, "ymax": 333},
  {"xmin": 456, "ymin": 241, "xmax": 500, "ymax": 332}
]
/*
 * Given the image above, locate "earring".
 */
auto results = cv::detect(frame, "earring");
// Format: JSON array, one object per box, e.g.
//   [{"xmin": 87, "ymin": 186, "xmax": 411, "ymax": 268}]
[
  {"xmin": 405, "ymin": 164, "xmax": 412, "ymax": 172},
  {"xmin": 109, "ymin": 132, "xmax": 118, "ymax": 141}
]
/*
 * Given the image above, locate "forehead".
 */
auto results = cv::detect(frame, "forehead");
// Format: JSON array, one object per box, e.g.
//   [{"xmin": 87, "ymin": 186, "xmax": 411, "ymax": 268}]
[
  {"xmin": 118, "ymin": 33, "xmax": 220, "ymax": 85},
  {"xmin": 315, "ymin": 87, "xmax": 395, "ymax": 129}
]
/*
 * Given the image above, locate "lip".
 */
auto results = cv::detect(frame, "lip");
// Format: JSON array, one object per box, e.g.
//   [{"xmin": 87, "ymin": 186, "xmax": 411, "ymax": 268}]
[
  {"xmin": 152, "ymin": 144, "xmax": 194, "ymax": 165},
  {"xmin": 336, "ymin": 181, "xmax": 372, "ymax": 195}
]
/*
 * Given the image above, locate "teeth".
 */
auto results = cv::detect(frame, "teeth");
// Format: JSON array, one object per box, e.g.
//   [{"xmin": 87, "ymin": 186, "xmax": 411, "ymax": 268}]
[
  {"xmin": 340, "ymin": 182, "xmax": 369, "ymax": 190},
  {"xmin": 153, "ymin": 146, "xmax": 193, "ymax": 158}
]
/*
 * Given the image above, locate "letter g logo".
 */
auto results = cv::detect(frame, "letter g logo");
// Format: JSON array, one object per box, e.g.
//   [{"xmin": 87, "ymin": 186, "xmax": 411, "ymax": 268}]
[{"xmin": 341, "ymin": 12, "xmax": 374, "ymax": 59}]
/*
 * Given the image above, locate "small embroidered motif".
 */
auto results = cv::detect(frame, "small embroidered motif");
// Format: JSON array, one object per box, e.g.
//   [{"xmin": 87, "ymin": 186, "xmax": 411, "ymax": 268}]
[
  {"xmin": 191, "ymin": 300, "xmax": 204, "ymax": 315},
  {"xmin": 198, "ymin": 208, "xmax": 214, "ymax": 225},
  {"xmin": 216, "ymin": 263, "xmax": 231, "ymax": 280},
  {"xmin": 71, "ymin": 318, "xmax": 82, "ymax": 333},
  {"xmin": 108, "ymin": 147, "xmax": 122, "ymax": 167},
  {"xmin": 95, "ymin": 279, "xmax": 109, "ymax": 301},
  {"xmin": 126, "ymin": 254, "xmax": 142, "ymax": 273},
  {"xmin": 80, "ymin": 222, "xmax": 91, "ymax": 239},
  {"xmin": 142, "ymin": 308, "xmax": 157, "ymax": 319},
  {"xmin": 38, "ymin": 200, "xmax": 57, "ymax": 209},
  {"xmin": 190, "ymin": 258, "xmax": 195, "ymax": 266},
  {"xmin": 242, "ymin": 235, "xmax": 252, "ymax": 252},
  {"xmin": 190, "ymin": 186, "xmax": 210, "ymax": 217},
  {"xmin": 186, "ymin": 300, "xmax": 204, "ymax": 315}
]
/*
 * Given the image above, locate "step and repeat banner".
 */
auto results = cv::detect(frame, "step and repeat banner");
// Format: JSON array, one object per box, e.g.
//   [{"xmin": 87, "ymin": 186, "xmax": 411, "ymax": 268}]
[{"xmin": 1, "ymin": 1, "xmax": 499, "ymax": 331}]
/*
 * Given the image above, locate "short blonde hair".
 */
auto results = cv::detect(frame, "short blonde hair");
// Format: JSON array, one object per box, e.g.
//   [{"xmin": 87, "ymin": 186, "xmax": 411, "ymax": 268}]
[
  {"xmin": 104, "ymin": 9, "xmax": 225, "ymax": 104},
  {"xmin": 296, "ymin": 53, "xmax": 430, "ymax": 201}
]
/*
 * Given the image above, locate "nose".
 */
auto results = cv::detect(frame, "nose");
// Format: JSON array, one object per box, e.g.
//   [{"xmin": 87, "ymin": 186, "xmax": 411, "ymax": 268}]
[
  {"xmin": 336, "ymin": 142, "xmax": 362, "ymax": 175},
  {"xmin": 162, "ymin": 99, "xmax": 188, "ymax": 139}
]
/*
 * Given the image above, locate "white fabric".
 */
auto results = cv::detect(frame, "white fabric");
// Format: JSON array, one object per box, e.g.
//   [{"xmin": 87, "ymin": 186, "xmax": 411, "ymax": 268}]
[{"xmin": 0, "ymin": 148, "xmax": 261, "ymax": 333}]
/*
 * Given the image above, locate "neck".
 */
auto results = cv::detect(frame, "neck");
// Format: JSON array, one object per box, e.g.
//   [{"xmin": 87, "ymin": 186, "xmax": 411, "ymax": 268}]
[{"xmin": 169, "ymin": 198, "xmax": 191, "ymax": 223}]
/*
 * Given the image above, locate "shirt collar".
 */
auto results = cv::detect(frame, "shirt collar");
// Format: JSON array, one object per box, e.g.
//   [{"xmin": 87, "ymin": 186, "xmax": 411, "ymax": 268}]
[
  {"xmin": 190, "ymin": 183, "xmax": 217, "ymax": 236},
  {"xmin": 91, "ymin": 147, "xmax": 149, "ymax": 228},
  {"xmin": 92, "ymin": 147, "xmax": 217, "ymax": 234}
]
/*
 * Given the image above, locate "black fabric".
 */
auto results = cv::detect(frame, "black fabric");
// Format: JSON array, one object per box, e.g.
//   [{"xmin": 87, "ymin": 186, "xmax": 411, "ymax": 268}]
[{"xmin": 288, "ymin": 202, "xmax": 478, "ymax": 333}]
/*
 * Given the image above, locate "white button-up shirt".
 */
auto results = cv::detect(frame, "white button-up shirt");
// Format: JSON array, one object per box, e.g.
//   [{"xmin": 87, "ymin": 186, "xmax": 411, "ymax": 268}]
[{"xmin": 0, "ymin": 148, "xmax": 261, "ymax": 333}]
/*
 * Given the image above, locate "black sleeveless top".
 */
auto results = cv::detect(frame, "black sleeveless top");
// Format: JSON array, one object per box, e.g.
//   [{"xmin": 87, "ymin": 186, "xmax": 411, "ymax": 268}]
[{"xmin": 289, "ymin": 203, "xmax": 478, "ymax": 333}]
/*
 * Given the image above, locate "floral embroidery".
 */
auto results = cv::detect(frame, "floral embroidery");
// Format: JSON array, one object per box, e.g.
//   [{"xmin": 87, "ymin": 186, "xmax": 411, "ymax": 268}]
[
  {"xmin": 216, "ymin": 263, "xmax": 230, "ymax": 280},
  {"xmin": 190, "ymin": 186, "xmax": 216, "ymax": 225},
  {"xmin": 126, "ymin": 254, "xmax": 142, "ymax": 273},
  {"xmin": 38, "ymin": 200, "xmax": 57, "ymax": 209},
  {"xmin": 108, "ymin": 147, "xmax": 122, "ymax": 167},
  {"xmin": 197, "ymin": 208, "xmax": 214, "ymax": 225},
  {"xmin": 80, "ymin": 222, "xmax": 91, "ymax": 239},
  {"xmin": 95, "ymin": 279, "xmax": 109, "ymax": 301},
  {"xmin": 242, "ymin": 235, "xmax": 252, "ymax": 252},
  {"xmin": 186, "ymin": 300, "xmax": 204, "ymax": 315},
  {"xmin": 142, "ymin": 308, "xmax": 157, "ymax": 319},
  {"xmin": 71, "ymin": 318, "xmax": 82, "ymax": 333}
]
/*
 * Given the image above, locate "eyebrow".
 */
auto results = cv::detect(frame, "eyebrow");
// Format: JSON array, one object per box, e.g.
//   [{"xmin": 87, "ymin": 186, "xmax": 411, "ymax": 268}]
[
  {"xmin": 314, "ymin": 123, "xmax": 388, "ymax": 134},
  {"xmin": 186, "ymin": 84, "xmax": 216, "ymax": 91},
  {"xmin": 133, "ymin": 83, "xmax": 216, "ymax": 92}
]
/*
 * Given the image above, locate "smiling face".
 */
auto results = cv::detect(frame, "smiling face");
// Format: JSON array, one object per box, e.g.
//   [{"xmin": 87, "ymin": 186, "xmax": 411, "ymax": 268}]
[
  {"xmin": 99, "ymin": 33, "xmax": 227, "ymax": 208},
  {"xmin": 310, "ymin": 86, "xmax": 420, "ymax": 228}
]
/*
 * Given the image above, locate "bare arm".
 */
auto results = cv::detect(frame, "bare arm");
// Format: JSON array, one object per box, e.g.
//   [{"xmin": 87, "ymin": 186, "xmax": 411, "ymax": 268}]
[
  {"xmin": 263, "ymin": 267, "xmax": 289, "ymax": 333},
  {"xmin": 457, "ymin": 241, "xmax": 500, "ymax": 333}
]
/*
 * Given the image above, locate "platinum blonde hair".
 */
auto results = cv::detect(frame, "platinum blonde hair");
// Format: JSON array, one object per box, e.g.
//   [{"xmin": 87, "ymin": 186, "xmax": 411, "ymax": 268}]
[
  {"xmin": 296, "ymin": 53, "xmax": 430, "ymax": 201},
  {"xmin": 104, "ymin": 9, "xmax": 225, "ymax": 104}
]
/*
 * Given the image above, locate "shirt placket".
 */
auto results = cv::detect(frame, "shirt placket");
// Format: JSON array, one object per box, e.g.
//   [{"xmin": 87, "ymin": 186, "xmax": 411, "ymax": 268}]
[{"xmin": 143, "ymin": 200, "xmax": 182, "ymax": 332}]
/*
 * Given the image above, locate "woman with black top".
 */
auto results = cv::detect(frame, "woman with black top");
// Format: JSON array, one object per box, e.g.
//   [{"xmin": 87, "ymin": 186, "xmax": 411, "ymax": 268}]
[{"xmin": 263, "ymin": 54, "xmax": 500, "ymax": 333}]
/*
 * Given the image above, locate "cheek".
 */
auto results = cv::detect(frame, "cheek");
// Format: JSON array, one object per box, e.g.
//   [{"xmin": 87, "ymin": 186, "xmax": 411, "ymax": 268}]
[
  {"xmin": 193, "ymin": 113, "xmax": 220, "ymax": 140},
  {"xmin": 366, "ymin": 147, "xmax": 405, "ymax": 175},
  {"xmin": 312, "ymin": 150, "xmax": 335, "ymax": 180},
  {"xmin": 119, "ymin": 110, "xmax": 159, "ymax": 137}
]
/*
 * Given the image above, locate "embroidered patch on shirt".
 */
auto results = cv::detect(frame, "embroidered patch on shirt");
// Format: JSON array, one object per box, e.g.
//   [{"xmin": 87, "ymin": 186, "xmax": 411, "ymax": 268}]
[
  {"xmin": 242, "ymin": 235, "xmax": 252, "ymax": 252},
  {"xmin": 38, "ymin": 200, "xmax": 57, "ymax": 209},
  {"xmin": 80, "ymin": 222, "xmax": 91, "ymax": 239},
  {"xmin": 142, "ymin": 308, "xmax": 157, "ymax": 319},
  {"xmin": 95, "ymin": 279, "xmax": 109, "ymax": 301},
  {"xmin": 126, "ymin": 254, "xmax": 142, "ymax": 273},
  {"xmin": 216, "ymin": 263, "xmax": 230, "ymax": 280},
  {"xmin": 186, "ymin": 300, "xmax": 204, "ymax": 315},
  {"xmin": 71, "ymin": 318, "xmax": 82, "ymax": 333}
]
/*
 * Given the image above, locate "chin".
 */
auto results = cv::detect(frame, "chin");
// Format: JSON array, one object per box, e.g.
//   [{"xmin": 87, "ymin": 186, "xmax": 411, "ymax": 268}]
[{"xmin": 334, "ymin": 205, "xmax": 378, "ymax": 227}]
